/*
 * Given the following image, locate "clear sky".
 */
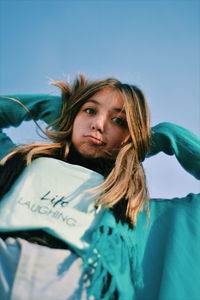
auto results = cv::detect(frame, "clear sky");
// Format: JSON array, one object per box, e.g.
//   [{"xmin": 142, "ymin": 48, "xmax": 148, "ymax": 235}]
[{"xmin": 0, "ymin": 0, "xmax": 199, "ymax": 198}]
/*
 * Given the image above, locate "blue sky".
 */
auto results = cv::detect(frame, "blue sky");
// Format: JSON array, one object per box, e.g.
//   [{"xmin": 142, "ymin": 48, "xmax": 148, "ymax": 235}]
[{"xmin": 0, "ymin": 0, "xmax": 199, "ymax": 198}]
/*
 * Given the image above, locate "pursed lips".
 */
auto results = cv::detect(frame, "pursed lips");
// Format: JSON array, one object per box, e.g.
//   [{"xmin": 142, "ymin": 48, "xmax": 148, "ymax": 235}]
[{"xmin": 84, "ymin": 135, "xmax": 106, "ymax": 145}]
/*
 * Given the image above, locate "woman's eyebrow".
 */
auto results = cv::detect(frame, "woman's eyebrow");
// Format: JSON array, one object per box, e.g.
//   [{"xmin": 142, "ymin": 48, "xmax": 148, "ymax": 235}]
[
  {"xmin": 114, "ymin": 108, "xmax": 126, "ymax": 114},
  {"xmin": 85, "ymin": 99, "xmax": 99, "ymax": 105},
  {"xmin": 85, "ymin": 99, "xmax": 126, "ymax": 114}
]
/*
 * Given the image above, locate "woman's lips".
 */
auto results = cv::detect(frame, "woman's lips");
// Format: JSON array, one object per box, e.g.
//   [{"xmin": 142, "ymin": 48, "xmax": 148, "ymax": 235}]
[{"xmin": 85, "ymin": 135, "xmax": 105, "ymax": 145}]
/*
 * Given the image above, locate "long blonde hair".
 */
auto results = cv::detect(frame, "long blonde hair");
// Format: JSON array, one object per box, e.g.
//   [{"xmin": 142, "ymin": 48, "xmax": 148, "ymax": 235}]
[{"xmin": 1, "ymin": 74, "xmax": 151, "ymax": 225}]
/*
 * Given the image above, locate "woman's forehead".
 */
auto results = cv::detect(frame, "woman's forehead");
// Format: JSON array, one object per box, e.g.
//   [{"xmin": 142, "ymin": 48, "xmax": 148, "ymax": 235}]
[{"xmin": 86, "ymin": 87, "xmax": 126, "ymax": 111}]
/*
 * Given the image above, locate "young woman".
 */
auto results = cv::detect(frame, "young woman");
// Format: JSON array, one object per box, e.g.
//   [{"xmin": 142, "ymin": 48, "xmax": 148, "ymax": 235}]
[{"xmin": 0, "ymin": 75, "xmax": 200, "ymax": 300}]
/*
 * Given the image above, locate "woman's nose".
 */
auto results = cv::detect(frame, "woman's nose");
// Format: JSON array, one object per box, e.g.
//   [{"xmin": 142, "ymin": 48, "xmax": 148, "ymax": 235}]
[{"xmin": 91, "ymin": 115, "xmax": 106, "ymax": 132}]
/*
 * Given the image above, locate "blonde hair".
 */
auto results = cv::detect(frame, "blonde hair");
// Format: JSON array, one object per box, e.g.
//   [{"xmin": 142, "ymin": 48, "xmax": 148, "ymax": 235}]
[{"xmin": 1, "ymin": 74, "xmax": 150, "ymax": 225}]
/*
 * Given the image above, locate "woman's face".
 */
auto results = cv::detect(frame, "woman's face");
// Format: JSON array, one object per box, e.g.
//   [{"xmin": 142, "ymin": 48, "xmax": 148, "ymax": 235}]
[{"xmin": 71, "ymin": 87, "xmax": 130, "ymax": 159}]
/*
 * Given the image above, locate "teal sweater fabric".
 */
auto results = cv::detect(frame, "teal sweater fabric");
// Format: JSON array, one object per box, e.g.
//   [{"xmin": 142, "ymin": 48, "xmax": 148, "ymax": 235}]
[
  {"xmin": 0, "ymin": 94, "xmax": 200, "ymax": 300},
  {"xmin": 0, "ymin": 94, "xmax": 61, "ymax": 158}
]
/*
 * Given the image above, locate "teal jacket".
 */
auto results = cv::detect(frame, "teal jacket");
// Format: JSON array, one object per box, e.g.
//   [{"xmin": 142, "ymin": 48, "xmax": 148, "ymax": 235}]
[{"xmin": 0, "ymin": 94, "xmax": 200, "ymax": 300}]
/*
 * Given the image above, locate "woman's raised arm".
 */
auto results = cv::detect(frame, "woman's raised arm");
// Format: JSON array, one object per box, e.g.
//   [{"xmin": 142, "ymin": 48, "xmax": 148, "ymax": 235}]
[
  {"xmin": 0, "ymin": 94, "xmax": 62, "ymax": 128},
  {"xmin": 0, "ymin": 94, "xmax": 62, "ymax": 158},
  {"xmin": 147, "ymin": 122, "xmax": 200, "ymax": 180}
]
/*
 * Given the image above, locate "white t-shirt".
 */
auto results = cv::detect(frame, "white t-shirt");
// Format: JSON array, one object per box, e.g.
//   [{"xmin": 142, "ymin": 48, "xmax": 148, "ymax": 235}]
[{"xmin": 0, "ymin": 157, "xmax": 105, "ymax": 250}]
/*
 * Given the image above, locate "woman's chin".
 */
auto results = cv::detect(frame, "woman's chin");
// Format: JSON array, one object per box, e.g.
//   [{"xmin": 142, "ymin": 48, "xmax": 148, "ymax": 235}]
[{"xmin": 78, "ymin": 145, "xmax": 109, "ymax": 159}]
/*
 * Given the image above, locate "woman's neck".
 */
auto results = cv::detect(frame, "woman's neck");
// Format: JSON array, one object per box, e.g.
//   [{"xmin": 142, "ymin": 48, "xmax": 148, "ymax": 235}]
[{"xmin": 67, "ymin": 144, "xmax": 114, "ymax": 177}]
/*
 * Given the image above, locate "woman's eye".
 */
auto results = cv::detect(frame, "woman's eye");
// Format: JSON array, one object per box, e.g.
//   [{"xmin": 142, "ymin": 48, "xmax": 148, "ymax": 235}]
[
  {"xmin": 84, "ymin": 108, "xmax": 96, "ymax": 115},
  {"xmin": 112, "ymin": 117, "xmax": 127, "ymax": 127}
]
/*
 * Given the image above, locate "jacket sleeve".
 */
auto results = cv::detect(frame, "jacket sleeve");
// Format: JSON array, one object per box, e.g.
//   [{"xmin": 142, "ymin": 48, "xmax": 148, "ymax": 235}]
[
  {"xmin": 0, "ymin": 94, "xmax": 62, "ymax": 128},
  {"xmin": 147, "ymin": 122, "xmax": 200, "ymax": 180},
  {"xmin": 0, "ymin": 131, "xmax": 16, "ymax": 159},
  {"xmin": 0, "ymin": 94, "xmax": 62, "ymax": 158}
]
